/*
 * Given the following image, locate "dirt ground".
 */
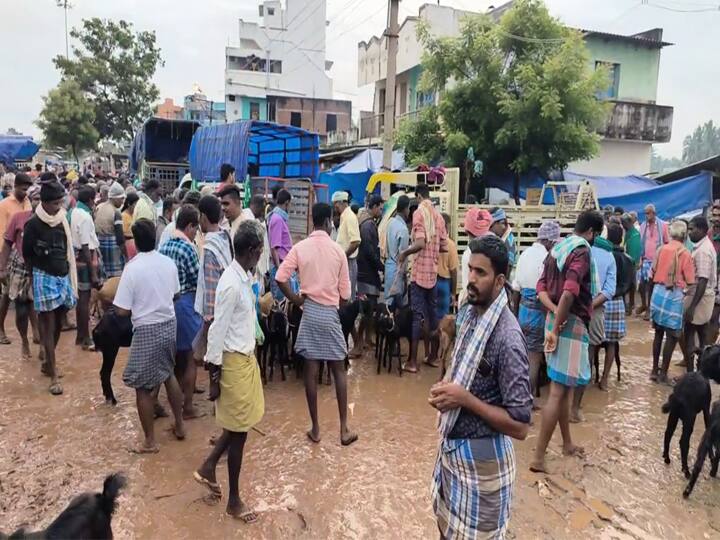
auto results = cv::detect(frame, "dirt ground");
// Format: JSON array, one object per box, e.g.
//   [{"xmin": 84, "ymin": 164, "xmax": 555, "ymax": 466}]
[{"xmin": 2, "ymin": 317, "xmax": 720, "ymax": 539}]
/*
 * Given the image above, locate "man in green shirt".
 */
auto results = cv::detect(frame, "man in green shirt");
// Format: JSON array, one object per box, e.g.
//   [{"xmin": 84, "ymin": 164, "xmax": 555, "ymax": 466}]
[{"xmin": 622, "ymin": 214, "xmax": 642, "ymax": 316}]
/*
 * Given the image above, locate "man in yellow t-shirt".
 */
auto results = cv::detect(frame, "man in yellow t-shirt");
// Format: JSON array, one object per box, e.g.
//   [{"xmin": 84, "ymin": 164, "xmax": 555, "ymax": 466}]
[{"xmin": 332, "ymin": 191, "xmax": 360, "ymax": 300}]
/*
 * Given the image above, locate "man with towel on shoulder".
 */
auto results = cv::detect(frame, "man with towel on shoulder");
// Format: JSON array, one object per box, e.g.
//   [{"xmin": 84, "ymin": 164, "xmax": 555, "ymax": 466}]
[
  {"xmin": 530, "ymin": 210, "xmax": 604, "ymax": 473},
  {"xmin": 22, "ymin": 179, "xmax": 78, "ymax": 396}
]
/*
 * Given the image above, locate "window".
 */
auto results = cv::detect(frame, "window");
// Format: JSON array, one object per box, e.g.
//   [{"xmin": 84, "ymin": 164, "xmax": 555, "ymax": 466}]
[
  {"xmin": 416, "ymin": 90, "xmax": 435, "ymax": 109},
  {"xmin": 249, "ymin": 102, "xmax": 260, "ymax": 120},
  {"xmin": 290, "ymin": 112, "xmax": 302, "ymax": 127},
  {"xmin": 258, "ymin": 5, "xmax": 263, "ymax": 16},
  {"xmin": 267, "ymin": 7, "xmax": 275, "ymax": 15},
  {"xmin": 595, "ymin": 61, "xmax": 620, "ymax": 99},
  {"xmin": 268, "ymin": 100, "xmax": 277, "ymax": 122},
  {"xmin": 269, "ymin": 60, "xmax": 282, "ymax": 74},
  {"xmin": 228, "ymin": 95, "xmax": 236, "ymax": 102},
  {"xmin": 326, "ymin": 113, "xmax": 337, "ymax": 133}
]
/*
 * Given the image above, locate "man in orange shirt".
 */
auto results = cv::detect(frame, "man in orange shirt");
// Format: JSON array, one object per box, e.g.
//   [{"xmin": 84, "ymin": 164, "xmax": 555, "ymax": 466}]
[
  {"xmin": 276, "ymin": 202, "xmax": 358, "ymax": 447},
  {"xmin": 649, "ymin": 220, "xmax": 695, "ymax": 384},
  {"xmin": 0, "ymin": 172, "xmax": 33, "ymax": 344}
]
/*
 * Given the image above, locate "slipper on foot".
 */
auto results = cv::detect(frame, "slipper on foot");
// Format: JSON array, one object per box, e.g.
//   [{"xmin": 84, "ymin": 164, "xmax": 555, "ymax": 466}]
[{"xmin": 193, "ymin": 471, "xmax": 222, "ymax": 496}]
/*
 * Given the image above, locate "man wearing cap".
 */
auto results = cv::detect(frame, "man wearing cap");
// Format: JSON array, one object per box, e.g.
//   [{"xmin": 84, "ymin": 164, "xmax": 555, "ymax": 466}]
[
  {"xmin": 333, "ymin": 191, "xmax": 361, "ymax": 300},
  {"xmin": 459, "ymin": 207, "xmax": 492, "ymax": 304},
  {"xmin": 22, "ymin": 180, "xmax": 78, "ymax": 395},
  {"xmin": 0, "ymin": 171, "xmax": 33, "ymax": 345},
  {"xmin": 398, "ymin": 183, "xmax": 448, "ymax": 372},
  {"xmin": 356, "ymin": 194, "xmax": 384, "ymax": 352},
  {"xmin": 95, "ymin": 182, "xmax": 127, "ymax": 278},
  {"xmin": 489, "ymin": 207, "xmax": 517, "ymax": 273},
  {"xmin": 511, "ymin": 220, "xmax": 560, "ymax": 404}
]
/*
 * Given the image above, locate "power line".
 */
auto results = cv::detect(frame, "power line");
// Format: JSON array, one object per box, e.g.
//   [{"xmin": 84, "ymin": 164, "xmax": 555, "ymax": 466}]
[{"xmin": 642, "ymin": 0, "xmax": 720, "ymax": 12}]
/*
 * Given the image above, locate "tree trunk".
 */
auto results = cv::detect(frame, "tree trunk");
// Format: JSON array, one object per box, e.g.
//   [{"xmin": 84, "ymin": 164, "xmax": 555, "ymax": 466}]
[
  {"xmin": 513, "ymin": 172, "xmax": 521, "ymax": 205},
  {"xmin": 72, "ymin": 144, "xmax": 79, "ymax": 171}
]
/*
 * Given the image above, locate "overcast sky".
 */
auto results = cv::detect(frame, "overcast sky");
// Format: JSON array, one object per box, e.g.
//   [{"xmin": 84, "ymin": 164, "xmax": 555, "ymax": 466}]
[{"xmin": 1, "ymin": 0, "xmax": 718, "ymax": 158}]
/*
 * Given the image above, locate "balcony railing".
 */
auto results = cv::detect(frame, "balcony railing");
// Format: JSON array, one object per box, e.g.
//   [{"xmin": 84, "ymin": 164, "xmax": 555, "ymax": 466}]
[
  {"xmin": 359, "ymin": 110, "xmax": 421, "ymax": 140},
  {"xmin": 602, "ymin": 100, "xmax": 673, "ymax": 143}
]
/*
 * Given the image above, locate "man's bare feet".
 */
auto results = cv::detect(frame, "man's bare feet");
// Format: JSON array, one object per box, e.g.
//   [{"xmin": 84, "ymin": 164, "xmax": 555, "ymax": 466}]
[
  {"xmin": 529, "ymin": 460, "xmax": 547, "ymax": 473},
  {"xmin": 183, "ymin": 408, "xmax": 206, "ymax": 420},
  {"xmin": 21, "ymin": 342, "xmax": 31, "ymax": 360},
  {"xmin": 0, "ymin": 333, "xmax": 11, "ymax": 345},
  {"xmin": 598, "ymin": 380, "xmax": 609, "ymax": 391},
  {"xmin": 562, "ymin": 444, "xmax": 585, "ymax": 457},
  {"xmin": 401, "ymin": 362, "xmax": 418, "ymax": 374},
  {"xmin": 153, "ymin": 403, "xmax": 169, "ymax": 418},
  {"xmin": 227, "ymin": 499, "xmax": 258, "ymax": 523},
  {"xmin": 307, "ymin": 428, "xmax": 321, "ymax": 443},
  {"xmin": 128, "ymin": 442, "xmax": 159, "ymax": 454},
  {"xmin": 171, "ymin": 424, "xmax": 186, "ymax": 440},
  {"xmin": 341, "ymin": 428, "xmax": 358, "ymax": 446},
  {"xmin": 569, "ymin": 409, "xmax": 585, "ymax": 423}
]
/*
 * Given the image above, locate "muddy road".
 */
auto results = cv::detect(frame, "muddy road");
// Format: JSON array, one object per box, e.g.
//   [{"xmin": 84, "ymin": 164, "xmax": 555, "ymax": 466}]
[{"xmin": 1, "ymin": 318, "xmax": 719, "ymax": 539}]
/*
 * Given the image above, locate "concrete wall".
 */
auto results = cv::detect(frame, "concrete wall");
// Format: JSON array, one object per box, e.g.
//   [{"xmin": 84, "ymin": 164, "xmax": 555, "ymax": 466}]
[
  {"xmin": 226, "ymin": 0, "xmax": 333, "ymax": 117},
  {"xmin": 272, "ymin": 96, "xmax": 351, "ymax": 136},
  {"xmin": 584, "ymin": 36, "xmax": 661, "ymax": 103},
  {"xmin": 569, "ymin": 140, "xmax": 652, "ymax": 176}
]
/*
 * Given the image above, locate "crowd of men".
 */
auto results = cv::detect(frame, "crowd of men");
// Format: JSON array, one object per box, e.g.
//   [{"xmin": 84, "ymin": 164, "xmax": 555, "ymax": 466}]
[{"xmin": 4, "ymin": 159, "xmax": 720, "ymax": 536}]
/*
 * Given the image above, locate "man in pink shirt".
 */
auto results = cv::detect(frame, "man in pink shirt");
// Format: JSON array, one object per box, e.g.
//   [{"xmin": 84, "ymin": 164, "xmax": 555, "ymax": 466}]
[
  {"xmin": 276, "ymin": 203, "xmax": 358, "ymax": 447},
  {"xmin": 637, "ymin": 204, "xmax": 669, "ymax": 319}
]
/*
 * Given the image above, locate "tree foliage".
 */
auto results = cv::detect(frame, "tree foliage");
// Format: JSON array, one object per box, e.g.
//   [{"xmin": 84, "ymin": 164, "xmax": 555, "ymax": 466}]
[
  {"xmin": 650, "ymin": 147, "xmax": 683, "ymax": 173},
  {"xmin": 54, "ymin": 18, "xmax": 163, "ymax": 143},
  {"xmin": 36, "ymin": 79, "xmax": 99, "ymax": 164},
  {"xmin": 401, "ymin": 0, "xmax": 609, "ymax": 181},
  {"xmin": 682, "ymin": 120, "xmax": 720, "ymax": 164}
]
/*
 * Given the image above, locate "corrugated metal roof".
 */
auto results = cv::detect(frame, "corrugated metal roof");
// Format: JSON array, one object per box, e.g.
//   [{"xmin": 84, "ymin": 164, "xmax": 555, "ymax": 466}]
[{"xmin": 581, "ymin": 29, "xmax": 673, "ymax": 48}]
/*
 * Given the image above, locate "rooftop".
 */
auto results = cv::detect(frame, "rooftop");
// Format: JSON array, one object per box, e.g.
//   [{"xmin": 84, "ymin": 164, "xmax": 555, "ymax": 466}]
[{"xmin": 581, "ymin": 28, "xmax": 673, "ymax": 48}]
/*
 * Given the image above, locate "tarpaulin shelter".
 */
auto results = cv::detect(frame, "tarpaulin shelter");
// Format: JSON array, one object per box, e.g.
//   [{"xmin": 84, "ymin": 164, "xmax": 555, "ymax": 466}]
[
  {"xmin": 128, "ymin": 118, "xmax": 200, "ymax": 173},
  {"xmin": 597, "ymin": 171, "xmax": 712, "ymax": 221},
  {"xmin": 189, "ymin": 121, "xmax": 320, "ymax": 183},
  {"xmin": 318, "ymin": 148, "xmax": 405, "ymax": 204},
  {"xmin": 0, "ymin": 135, "xmax": 40, "ymax": 165}
]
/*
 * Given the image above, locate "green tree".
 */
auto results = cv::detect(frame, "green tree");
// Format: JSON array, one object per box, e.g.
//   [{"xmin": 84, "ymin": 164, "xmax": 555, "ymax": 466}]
[
  {"xmin": 36, "ymin": 79, "xmax": 99, "ymax": 165},
  {"xmin": 403, "ymin": 0, "xmax": 609, "ymax": 201},
  {"xmin": 682, "ymin": 120, "xmax": 720, "ymax": 164},
  {"xmin": 650, "ymin": 147, "xmax": 683, "ymax": 173},
  {"xmin": 54, "ymin": 18, "xmax": 163, "ymax": 143}
]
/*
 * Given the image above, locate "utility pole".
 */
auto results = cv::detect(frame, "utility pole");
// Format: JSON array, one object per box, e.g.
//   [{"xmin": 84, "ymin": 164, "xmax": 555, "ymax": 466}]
[
  {"xmin": 381, "ymin": 0, "xmax": 400, "ymax": 200},
  {"xmin": 56, "ymin": 0, "xmax": 71, "ymax": 58}
]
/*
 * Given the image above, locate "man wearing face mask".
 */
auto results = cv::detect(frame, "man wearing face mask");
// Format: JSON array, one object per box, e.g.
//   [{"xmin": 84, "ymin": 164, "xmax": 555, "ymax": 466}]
[
  {"xmin": 429, "ymin": 234, "xmax": 531, "ymax": 539},
  {"xmin": 530, "ymin": 210, "xmax": 604, "ymax": 473}
]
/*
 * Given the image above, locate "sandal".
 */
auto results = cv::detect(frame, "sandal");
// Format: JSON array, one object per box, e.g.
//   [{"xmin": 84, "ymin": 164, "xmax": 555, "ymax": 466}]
[
  {"xmin": 193, "ymin": 471, "xmax": 222, "ymax": 496},
  {"xmin": 49, "ymin": 382, "xmax": 63, "ymax": 395}
]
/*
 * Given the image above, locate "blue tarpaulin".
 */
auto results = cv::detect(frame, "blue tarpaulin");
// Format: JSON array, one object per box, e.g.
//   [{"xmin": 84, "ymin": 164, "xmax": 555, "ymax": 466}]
[
  {"xmin": 319, "ymin": 148, "xmax": 405, "ymax": 204},
  {"xmin": 129, "ymin": 118, "xmax": 200, "ymax": 173},
  {"xmin": 564, "ymin": 172, "xmax": 659, "ymax": 199},
  {"xmin": 598, "ymin": 171, "xmax": 713, "ymax": 221},
  {"xmin": 189, "ymin": 121, "xmax": 320, "ymax": 183},
  {"xmin": 0, "ymin": 136, "xmax": 40, "ymax": 165}
]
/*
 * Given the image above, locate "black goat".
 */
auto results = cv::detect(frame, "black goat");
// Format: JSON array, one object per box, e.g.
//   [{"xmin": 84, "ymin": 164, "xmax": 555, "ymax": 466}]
[
  {"xmin": 92, "ymin": 308, "xmax": 133, "ymax": 405},
  {"xmin": 662, "ymin": 372, "xmax": 711, "ymax": 478},
  {"xmin": 259, "ymin": 307, "xmax": 291, "ymax": 382},
  {"xmin": 376, "ymin": 304, "xmax": 412, "ymax": 376},
  {"xmin": 1, "ymin": 473, "xmax": 126, "ymax": 539},
  {"xmin": 683, "ymin": 400, "xmax": 720, "ymax": 498}
]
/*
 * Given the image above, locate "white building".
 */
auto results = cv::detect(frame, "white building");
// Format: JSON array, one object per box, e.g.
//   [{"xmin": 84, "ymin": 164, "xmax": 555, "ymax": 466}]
[
  {"xmin": 226, "ymin": 0, "xmax": 349, "ymax": 135},
  {"xmin": 357, "ymin": 3, "xmax": 673, "ymax": 177}
]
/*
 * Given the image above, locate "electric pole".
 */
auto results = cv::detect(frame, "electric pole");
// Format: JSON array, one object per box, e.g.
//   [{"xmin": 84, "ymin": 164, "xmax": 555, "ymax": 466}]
[
  {"xmin": 381, "ymin": 0, "xmax": 400, "ymax": 199},
  {"xmin": 56, "ymin": 0, "xmax": 72, "ymax": 58}
]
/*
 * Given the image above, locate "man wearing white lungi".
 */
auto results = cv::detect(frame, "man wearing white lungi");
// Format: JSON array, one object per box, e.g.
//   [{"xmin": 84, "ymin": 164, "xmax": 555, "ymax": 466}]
[
  {"xmin": 429, "ymin": 235, "xmax": 532, "ymax": 539},
  {"xmin": 276, "ymin": 202, "xmax": 358, "ymax": 446}
]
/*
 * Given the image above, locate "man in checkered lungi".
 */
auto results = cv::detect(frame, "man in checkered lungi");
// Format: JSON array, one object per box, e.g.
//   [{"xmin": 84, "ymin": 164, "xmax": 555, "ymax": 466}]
[
  {"xmin": 599, "ymin": 223, "xmax": 634, "ymax": 390},
  {"xmin": 114, "ymin": 219, "xmax": 187, "ymax": 454},
  {"xmin": 22, "ymin": 180, "xmax": 78, "ymax": 396},
  {"xmin": 531, "ymin": 211, "xmax": 604, "ymax": 473},
  {"xmin": 277, "ymin": 203, "xmax": 358, "ymax": 446},
  {"xmin": 430, "ymin": 235, "xmax": 532, "ymax": 539}
]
